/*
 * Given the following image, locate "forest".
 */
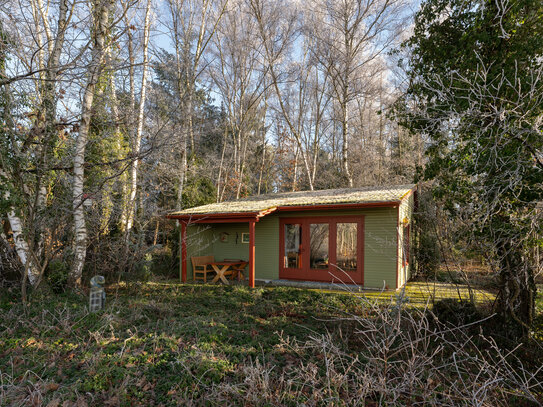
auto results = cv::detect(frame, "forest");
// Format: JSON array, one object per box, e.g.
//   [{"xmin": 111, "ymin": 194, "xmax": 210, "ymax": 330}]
[{"xmin": 0, "ymin": 0, "xmax": 542, "ymax": 405}]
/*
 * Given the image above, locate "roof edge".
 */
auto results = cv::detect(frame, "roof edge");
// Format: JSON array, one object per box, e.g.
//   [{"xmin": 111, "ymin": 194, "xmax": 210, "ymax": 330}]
[{"xmin": 166, "ymin": 200, "xmax": 401, "ymax": 223}]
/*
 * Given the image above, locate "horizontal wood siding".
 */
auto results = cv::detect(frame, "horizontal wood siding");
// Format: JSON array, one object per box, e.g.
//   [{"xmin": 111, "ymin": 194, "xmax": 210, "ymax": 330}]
[
  {"xmin": 255, "ymin": 216, "xmax": 279, "ymax": 280},
  {"xmin": 183, "ymin": 206, "xmax": 400, "ymax": 288},
  {"xmin": 185, "ymin": 225, "xmax": 214, "ymax": 279},
  {"xmin": 211, "ymin": 223, "xmax": 250, "ymax": 264}
]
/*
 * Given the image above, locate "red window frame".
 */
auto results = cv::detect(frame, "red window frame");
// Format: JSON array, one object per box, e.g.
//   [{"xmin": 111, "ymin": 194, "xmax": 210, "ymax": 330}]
[{"xmin": 279, "ymin": 215, "xmax": 364, "ymax": 285}]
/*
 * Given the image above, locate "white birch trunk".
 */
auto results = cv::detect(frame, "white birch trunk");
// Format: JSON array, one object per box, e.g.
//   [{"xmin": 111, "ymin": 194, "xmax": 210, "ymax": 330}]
[
  {"xmin": 125, "ymin": 0, "xmax": 152, "ymax": 233},
  {"xmin": 7, "ymin": 212, "xmax": 40, "ymax": 286},
  {"xmin": 70, "ymin": 0, "xmax": 113, "ymax": 286}
]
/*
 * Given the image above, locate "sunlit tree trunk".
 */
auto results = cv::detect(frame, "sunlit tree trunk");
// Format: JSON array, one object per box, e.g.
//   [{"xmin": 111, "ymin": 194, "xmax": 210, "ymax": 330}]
[
  {"xmin": 70, "ymin": 0, "xmax": 114, "ymax": 286},
  {"xmin": 125, "ymin": 0, "xmax": 152, "ymax": 233}
]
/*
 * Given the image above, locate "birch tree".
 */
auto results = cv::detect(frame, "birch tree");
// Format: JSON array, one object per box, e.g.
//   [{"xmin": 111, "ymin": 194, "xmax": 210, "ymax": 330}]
[
  {"xmin": 165, "ymin": 0, "xmax": 228, "ymax": 209},
  {"xmin": 249, "ymin": 0, "xmax": 324, "ymax": 191},
  {"xmin": 308, "ymin": 0, "xmax": 407, "ymax": 187},
  {"xmin": 209, "ymin": 0, "xmax": 268, "ymax": 199},
  {"xmin": 0, "ymin": 0, "xmax": 76, "ymax": 288},
  {"xmin": 121, "ymin": 0, "xmax": 153, "ymax": 235},
  {"xmin": 71, "ymin": 0, "xmax": 116, "ymax": 286}
]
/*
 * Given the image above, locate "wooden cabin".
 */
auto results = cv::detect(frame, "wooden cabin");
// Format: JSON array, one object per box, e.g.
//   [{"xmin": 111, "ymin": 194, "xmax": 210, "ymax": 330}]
[{"xmin": 167, "ymin": 184, "xmax": 416, "ymax": 290}]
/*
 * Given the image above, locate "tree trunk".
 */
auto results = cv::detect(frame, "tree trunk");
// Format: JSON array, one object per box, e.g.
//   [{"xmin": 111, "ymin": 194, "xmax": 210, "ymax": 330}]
[
  {"xmin": 7, "ymin": 211, "xmax": 40, "ymax": 286},
  {"xmin": 496, "ymin": 239, "xmax": 536, "ymax": 338},
  {"xmin": 70, "ymin": 0, "xmax": 113, "ymax": 287},
  {"xmin": 341, "ymin": 88, "xmax": 353, "ymax": 187},
  {"xmin": 125, "ymin": 0, "xmax": 151, "ymax": 234}
]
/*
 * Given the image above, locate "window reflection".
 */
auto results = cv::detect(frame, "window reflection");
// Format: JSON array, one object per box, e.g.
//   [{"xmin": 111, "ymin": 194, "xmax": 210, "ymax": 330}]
[
  {"xmin": 337, "ymin": 223, "xmax": 357, "ymax": 272},
  {"xmin": 310, "ymin": 223, "xmax": 329, "ymax": 269},
  {"xmin": 284, "ymin": 224, "xmax": 301, "ymax": 268}
]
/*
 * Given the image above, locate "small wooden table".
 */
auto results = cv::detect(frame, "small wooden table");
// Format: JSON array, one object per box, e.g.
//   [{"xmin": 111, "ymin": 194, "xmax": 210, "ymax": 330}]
[{"xmin": 207, "ymin": 261, "xmax": 248, "ymax": 285}]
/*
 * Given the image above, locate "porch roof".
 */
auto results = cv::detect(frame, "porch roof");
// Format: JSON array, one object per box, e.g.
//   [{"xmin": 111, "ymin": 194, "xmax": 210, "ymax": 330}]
[{"xmin": 167, "ymin": 184, "xmax": 415, "ymax": 221}]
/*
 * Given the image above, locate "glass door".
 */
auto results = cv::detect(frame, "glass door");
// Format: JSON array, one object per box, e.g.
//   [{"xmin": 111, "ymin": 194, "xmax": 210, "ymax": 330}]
[
  {"xmin": 309, "ymin": 223, "xmax": 329, "ymax": 270},
  {"xmin": 279, "ymin": 216, "xmax": 364, "ymax": 284},
  {"xmin": 283, "ymin": 223, "xmax": 302, "ymax": 269}
]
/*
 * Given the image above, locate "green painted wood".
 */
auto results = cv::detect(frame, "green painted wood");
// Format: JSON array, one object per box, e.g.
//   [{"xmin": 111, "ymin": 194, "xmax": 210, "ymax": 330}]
[
  {"xmin": 181, "ymin": 206, "xmax": 404, "ymax": 289},
  {"xmin": 274, "ymin": 208, "xmax": 399, "ymax": 289},
  {"xmin": 184, "ymin": 225, "xmax": 215, "ymax": 279},
  {"xmin": 255, "ymin": 216, "xmax": 279, "ymax": 280},
  {"xmin": 211, "ymin": 223, "xmax": 250, "ymax": 263}
]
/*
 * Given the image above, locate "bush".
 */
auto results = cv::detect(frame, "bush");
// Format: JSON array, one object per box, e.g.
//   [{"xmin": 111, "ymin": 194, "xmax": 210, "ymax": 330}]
[
  {"xmin": 46, "ymin": 259, "xmax": 70, "ymax": 293},
  {"xmin": 432, "ymin": 298, "xmax": 481, "ymax": 326},
  {"xmin": 412, "ymin": 186, "xmax": 442, "ymax": 278}
]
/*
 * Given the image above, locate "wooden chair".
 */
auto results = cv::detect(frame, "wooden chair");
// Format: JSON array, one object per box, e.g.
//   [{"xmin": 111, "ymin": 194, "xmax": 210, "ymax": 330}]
[
  {"xmin": 223, "ymin": 258, "xmax": 247, "ymax": 281},
  {"xmin": 191, "ymin": 255, "xmax": 215, "ymax": 282}
]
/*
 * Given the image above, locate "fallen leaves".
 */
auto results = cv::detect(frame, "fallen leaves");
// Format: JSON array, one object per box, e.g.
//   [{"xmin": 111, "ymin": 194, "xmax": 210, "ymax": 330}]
[{"xmin": 46, "ymin": 382, "xmax": 60, "ymax": 392}]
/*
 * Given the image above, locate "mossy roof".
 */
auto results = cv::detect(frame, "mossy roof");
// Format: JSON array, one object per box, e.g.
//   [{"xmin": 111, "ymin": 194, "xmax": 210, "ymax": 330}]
[{"xmin": 169, "ymin": 184, "xmax": 415, "ymax": 217}]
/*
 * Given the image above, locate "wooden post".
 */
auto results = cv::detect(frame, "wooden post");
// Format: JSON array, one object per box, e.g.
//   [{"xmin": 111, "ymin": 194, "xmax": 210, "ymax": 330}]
[
  {"xmin": 249, "ymin": 220, "xmax": 255, "ymax": 288},
  {"xmin": 181, "ymin": 221, "xmax": 187, "ymax": 283}
]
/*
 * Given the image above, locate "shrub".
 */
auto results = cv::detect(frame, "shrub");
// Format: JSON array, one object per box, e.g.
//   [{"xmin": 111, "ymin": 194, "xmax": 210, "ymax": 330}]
[
  {"xmin": 46, "ymin": 259, "xmax": 70, "ymax": 293},
  {"xmin": 432, "ymin": 298, "xmax": 481, "ymax": 326}
]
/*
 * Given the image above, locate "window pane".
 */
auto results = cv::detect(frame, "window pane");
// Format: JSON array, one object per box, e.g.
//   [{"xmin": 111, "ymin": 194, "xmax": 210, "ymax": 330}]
[
  {"xmin": 337, "ymin": 223, "xmax": 357, "ymax": 272},
  {"xmin": 284, "ymin": 224, "xmax": 301, "ymax": 268},
  {"xmin": 310, "ymin": 223, "xmax": 329, "ymax": 269}
]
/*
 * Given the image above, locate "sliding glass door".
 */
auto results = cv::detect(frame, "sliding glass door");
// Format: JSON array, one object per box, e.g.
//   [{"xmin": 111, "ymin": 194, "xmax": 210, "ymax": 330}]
[{"xmin": 279, "ymin": 216, "xmax": 364, "ymax": 284}]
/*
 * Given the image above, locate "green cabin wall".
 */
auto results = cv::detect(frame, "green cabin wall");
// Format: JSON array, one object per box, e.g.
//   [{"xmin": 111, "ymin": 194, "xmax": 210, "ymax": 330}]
[
  {"xmin": 277, "ymin": 208, "xmax": 399, "ymax": 289},
  {"xmin": 184, "ymin": 225, "xmax": 215, "ymax": 280},
  {"xmin": 181, "ymin": 204, "xmax": 410, "ymax": 289}
]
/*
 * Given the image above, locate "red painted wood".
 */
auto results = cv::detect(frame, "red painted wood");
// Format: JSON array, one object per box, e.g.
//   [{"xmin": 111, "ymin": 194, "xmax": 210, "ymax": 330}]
[
  {"xmin": 275, "ymin": 201, "xmax": 398, "ymax": 212},
  {"xmin": 279, "ymin": 216, "xmax": 364, "ymax": 285},
  {"xmin": 360, "ymin": 216, "xmax": 365, "ymax": 286},
  {"xmin": 249, "ymin": 220, "xmax": 255, "ymax": 288},
  {"xmin": 181, "ymin": 221, "xmax": 187, "ymax": 283},
  {"xmin": 166, "ymin": 212, "xmax": 259, "ymax": 220},
  {"xmin": 396, "ymin": 206, "xmax": 400, "ymax": 290},
  {"xmin": 169, "ymin": 216, "xmax": 258, "ymax": 224},
  {"xmin": 166, "ymin": 201, "xmax": 399, "ymax": 223}
]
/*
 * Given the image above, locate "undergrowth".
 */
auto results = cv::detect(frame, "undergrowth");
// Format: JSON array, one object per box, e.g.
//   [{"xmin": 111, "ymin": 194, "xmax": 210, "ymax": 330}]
[{"xmin": 0, "ymin": 282, "xmax": 542, "ymax": 406}]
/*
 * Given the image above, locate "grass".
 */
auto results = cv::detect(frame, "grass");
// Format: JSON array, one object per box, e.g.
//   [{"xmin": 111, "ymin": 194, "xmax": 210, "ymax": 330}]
[
  {"xmin": 0, "ymin": 281, "xmax": 539, "ymax": 406},
  {"xmin": 311, "ymin": 280, "xmax": 495, "ymax": 307}
]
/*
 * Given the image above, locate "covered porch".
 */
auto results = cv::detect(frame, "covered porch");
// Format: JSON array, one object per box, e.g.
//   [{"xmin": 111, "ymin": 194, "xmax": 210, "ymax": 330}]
[{"xmin": 167, "ymin": 212, "xmax": 266, "ymax": 288}]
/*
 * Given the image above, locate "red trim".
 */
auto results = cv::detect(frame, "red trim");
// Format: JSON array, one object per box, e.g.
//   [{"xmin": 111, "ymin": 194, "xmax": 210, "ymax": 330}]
[
  {"xmin": 181, "ymin": 222, "xmax": 187, "ymax": 283},
  {"xmin": 276, "ymin": 201, "xmax": 398, "ymax": 212},
  {"xmin": 166, "ymin": 212, "xmax": 259, "ymax": 221},
  {"xmin": 182, "ymin": 218, "xmax": 257, "ymax": 224},
  {"xmin": 279, "ymin": 215, "xmax": 364, "ymax": 285},
  {"xmin": 170, "ymin": 216, "xmax": 258, "ymax": 224},
  {"xmin": 249, "ymin": 221, "xmax": 255, "ymax": 288},
  {"xmin": 166, "ymin": 201, "xmax": 399, "ymax": 223},
  {"xmin": 396, "ymin": 206, "xmax": 400, "ymax": 290}
]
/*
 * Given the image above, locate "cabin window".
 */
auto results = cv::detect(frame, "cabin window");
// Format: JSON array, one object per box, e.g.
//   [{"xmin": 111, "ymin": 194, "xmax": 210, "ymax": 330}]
[
  {"xmin": 310, "ymin": 223, "xmax": 329, "ymax": 269},
  {"xmin": 337, "ymin": 223, "xmax": 358, "ymax": 272},
  {"xmin": 284, "ymin": 223, "xmax": 302, "ymax": 268}
]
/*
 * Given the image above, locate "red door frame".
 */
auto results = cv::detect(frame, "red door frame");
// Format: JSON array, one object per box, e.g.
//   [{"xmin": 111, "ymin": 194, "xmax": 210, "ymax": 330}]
[{"xmin": 279, "ymin": 216, "xmax": 364, "ymax": 285}]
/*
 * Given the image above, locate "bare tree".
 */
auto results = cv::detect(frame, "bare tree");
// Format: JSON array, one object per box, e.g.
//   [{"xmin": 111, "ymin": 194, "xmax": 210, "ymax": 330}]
[
  {"xmin": 209, "ymin": 0, "xmax": 268, "ymax": 199},
  {"xmin": 121, "ymin": 0, "xmax": 153, "ymax": 235},
  {"xmin": 164, "ymin": 0, "xmax": 228, "ymax": 209},
  {"xmin": 307, "ymin": 0, "xmax": 408, "ymax": 187}
]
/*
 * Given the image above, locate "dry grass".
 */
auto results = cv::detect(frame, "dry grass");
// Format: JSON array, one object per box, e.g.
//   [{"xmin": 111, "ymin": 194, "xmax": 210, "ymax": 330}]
[{"xmin": 0, "ymin": 281, "xmax": 540, "ymax": 406}]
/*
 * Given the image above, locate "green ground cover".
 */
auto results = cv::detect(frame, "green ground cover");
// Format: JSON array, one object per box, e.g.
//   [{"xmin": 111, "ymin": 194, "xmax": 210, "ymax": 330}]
[{"xmin": 0, "ymin": 281, "xmax": 539, "ymax": 406}]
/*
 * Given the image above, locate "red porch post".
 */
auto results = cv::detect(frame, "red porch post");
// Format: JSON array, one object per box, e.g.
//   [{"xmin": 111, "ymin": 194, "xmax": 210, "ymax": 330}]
[
  {"xmin": 181, "ymin": 221, "xmax": 187, "ymax": 283},
  {"xmin": 249, "ymin": 220, "xmax": 255, "ymax": 288}
]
